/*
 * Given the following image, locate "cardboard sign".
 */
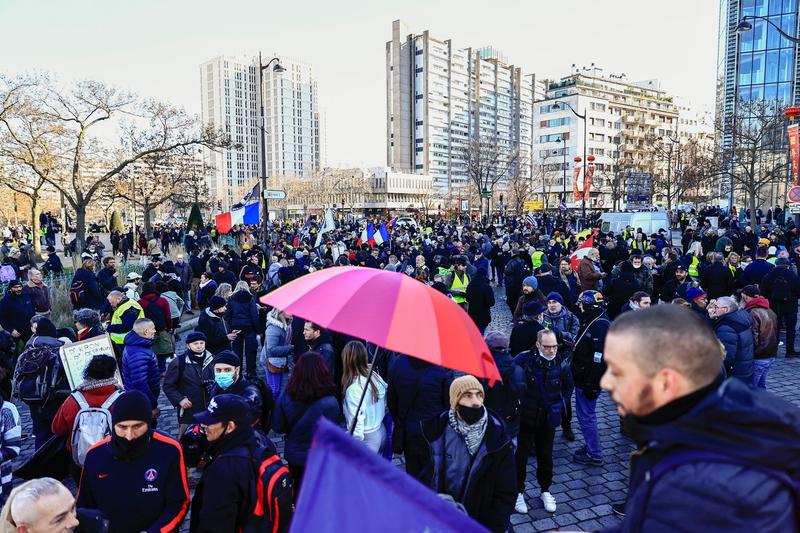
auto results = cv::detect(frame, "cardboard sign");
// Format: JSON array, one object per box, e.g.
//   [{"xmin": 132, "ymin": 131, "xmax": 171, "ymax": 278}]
[{"xmin": 59, "ymin": 334, "xmax": 123, "ymax": 390}]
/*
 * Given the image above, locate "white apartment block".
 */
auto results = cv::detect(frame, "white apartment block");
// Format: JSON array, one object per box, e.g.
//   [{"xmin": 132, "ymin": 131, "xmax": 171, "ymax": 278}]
[
  {"xmin": 533, "ymin": 65, "xmax": 681, "ymax": 209},
  {"xmin": 386, "ymin": 20, "xmax": 544, "ymax": 194},
  {"xmin": 200, "ymin": 54, "xmax": 320, "ymax": 211}
]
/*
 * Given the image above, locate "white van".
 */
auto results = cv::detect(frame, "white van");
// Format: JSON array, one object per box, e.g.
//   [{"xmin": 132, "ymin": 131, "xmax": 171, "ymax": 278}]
[{"xmin": 600, "ymin": 211, "xmax": 670, "ymax": 235}]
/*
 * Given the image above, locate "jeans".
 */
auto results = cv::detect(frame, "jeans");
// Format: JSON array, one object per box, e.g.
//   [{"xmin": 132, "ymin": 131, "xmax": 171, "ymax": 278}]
[
  {"xmin": 752, "ymin": 358, "xmax": 774, "ymax": 389},
  {"xmin": 232, "ymin": 331, "xmax": 258, "ymax": 377},
  {"xmin": 515, "ymin": 417, "xmax": 556, "ymax": 493},
  {"xmin": 362, "ymin": 424, "xmax": 387, "ymax": 454},
  {"xmin": 575, "ymin": 388, "xmax": 602, "ymax": 459},
  {"xmin": 265, "ymin": 368, "xmax": 285, "ymax": 399}
]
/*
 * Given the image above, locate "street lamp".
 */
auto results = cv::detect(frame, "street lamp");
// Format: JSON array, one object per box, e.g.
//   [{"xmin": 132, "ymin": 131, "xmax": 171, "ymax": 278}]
[
  {"xmin": 258, "ymin": 54, "xmax": 286, "ymax": 247},
  {"xmin": 556, "ymin": 137, "xmax": 567, "ymax": 208},
  {"xmin": 658, "ymin": 133, "xmax": 680, "ymax": 209},
  {"xmin": 552, "ymin": 100, "xmax": 589, "ymax": 218},
  {"xmin": 737, "ymin": 16, "xmax": 800, "ymax": 44}
]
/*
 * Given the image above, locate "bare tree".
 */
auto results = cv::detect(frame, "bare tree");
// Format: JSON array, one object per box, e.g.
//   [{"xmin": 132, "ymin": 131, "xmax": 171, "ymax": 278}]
[
  {"xmin": 170, "ymin": 162, "xmax": 213, "ymax": 217},
  {"xmin": 458, "ymin": 134, "xmax": 520, "ymax": 219},
  {"xmin": 0, "ymin": 77, "xmax": 229, "ymax": 259}
]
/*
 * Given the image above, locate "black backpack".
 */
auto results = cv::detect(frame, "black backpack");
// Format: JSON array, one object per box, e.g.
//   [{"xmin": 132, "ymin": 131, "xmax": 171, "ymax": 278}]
[
  {"xmin": 140, "ymin": 297, "xmax": 167, "ymax": 331},
  {"xmin": 770, "ymin": 274, "xmax": 792, "ymax": 304},
  {"xmin": 13, "ymin": 343, "xmax": 66, "ymax": 405},
  {"xmin": 225, "ymin": 446, "xmax": 294, "ymax": 533}
]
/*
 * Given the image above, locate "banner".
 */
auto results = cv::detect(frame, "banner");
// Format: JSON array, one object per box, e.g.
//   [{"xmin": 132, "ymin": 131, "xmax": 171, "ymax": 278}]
[
  {"xmin": 573, "ymin": 166, "xmax": 582, "ymax": 202},
  {"xmin": 789, "ymin": 123, "xmax": 800, "ymax": 185},
  {"xmin": 583, "ymin": 165, "xmax": 595, "ymax": 201}
]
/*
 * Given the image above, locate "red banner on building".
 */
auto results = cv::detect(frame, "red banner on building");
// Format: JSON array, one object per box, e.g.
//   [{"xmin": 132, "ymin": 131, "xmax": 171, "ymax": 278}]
[
  {"xmin": 583, "ymin": 165, "xmax": 595, "ymax": 202},
  {"xmin": 789, "ymin": 123, "xmax": 800, "ymax": 185},
  {"xmin": 573, "ymin": 166, "xmax": 582, "ymax": 202}
]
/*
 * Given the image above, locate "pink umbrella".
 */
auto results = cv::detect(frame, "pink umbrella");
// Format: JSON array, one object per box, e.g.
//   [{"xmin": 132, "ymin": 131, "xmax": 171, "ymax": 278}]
[{"xmin": 259, "ymin": 266, "xmax": 501, "ymax": 384}]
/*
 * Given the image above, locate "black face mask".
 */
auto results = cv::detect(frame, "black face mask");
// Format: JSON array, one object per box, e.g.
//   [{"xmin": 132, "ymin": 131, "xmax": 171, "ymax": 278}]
[
  {"xmin": 458, "ymin": 405, "xmax": 485, "ymax": 425},
  {"xmin": 213, "ymin": 310, "xmax": 226, "ymax": 318},
  {"xmin": 111, "ymin": 430, "xmax": 151, "ymax": 460}
]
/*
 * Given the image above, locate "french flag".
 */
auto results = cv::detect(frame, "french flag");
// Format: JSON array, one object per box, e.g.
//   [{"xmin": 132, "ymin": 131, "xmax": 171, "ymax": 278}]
[
  {"xmin": 386, "ymin": 215, "xmax": 399, "ymax": 229},
  {"xmin": 373, "ymin": 224, "xmax": 390, "ymax": 246},
  {"xmin": 215, "ymin": 203, "xmax": 259, "ymax": 234},
  {"xmin": 357, "ymin": 224, "xmax": 375, "ymax": 248},
  {"xmin": 570, "ymin": 233, "xmax": 598, "ymax": 271}
]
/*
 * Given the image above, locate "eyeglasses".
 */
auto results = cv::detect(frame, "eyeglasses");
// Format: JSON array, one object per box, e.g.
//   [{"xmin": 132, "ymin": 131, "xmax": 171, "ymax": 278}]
[{"xmin": 539, "ymin": 344, "xmax": 559, "ymax": 351}]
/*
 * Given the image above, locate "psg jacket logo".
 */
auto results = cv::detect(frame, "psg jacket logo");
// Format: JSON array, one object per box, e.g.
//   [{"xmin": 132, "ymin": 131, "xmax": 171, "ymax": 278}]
[{"xmin": 144, "ymin": 468, "xmax": 158, "ymax": 482}]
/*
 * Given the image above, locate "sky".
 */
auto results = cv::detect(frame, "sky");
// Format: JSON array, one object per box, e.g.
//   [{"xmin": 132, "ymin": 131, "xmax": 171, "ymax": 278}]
[{"xmin": 1, "ymin": 0, "xmax": 720, "ymax": 167}]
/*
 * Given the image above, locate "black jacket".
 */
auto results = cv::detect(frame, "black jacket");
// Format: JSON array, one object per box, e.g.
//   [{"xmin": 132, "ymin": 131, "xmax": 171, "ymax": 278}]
[
  {"xmin": 571, "ymin": 311, "xmax": 611, "ymax": 396},
  {"xmin": 606, "ymin": 272, "xmax": 641, "ymax": 318},
  {"xmin": 197, "ymin": 281, "xmax": 218, "ymax": 310},
  {"xmin": 536, "ymin": 273, "xmax": 575, "ymax": 310},
  {"xmin": 700, "ymin": 262, "xmax": 735, "ymax": 300},
  {"xmin": 71, "ymin": 268, "xmax": 104, "ymax": 310},
  {"xmin": 225, "ymin": 290, "xmax": 259, "ymax": 333},
  {"xmin": 214, "ymin": 270, "xmax": 238, "ymax": 287},
  {"xmin": 96, "ymin": 267, "xmax": 118, "ymax": 295},
  {"xmin": 162, "ymin": 351, "xmax": 214, "ymax": 424},
  {"xmin": 195, "ymin": 309, "xmax": 231, "ymax": 355},
  {"xmin": 760, "ymin": 266, "xmax": 800, "ymax": 313},
  {"xmin": 509, "ymin": 319, "xmax": 544, "ymax": 357},
  {"xmin": 0, "ymin": 291, "xmax": 35, "ymax": 338},
  {"xmin": 514, "ymin": 350, "xmax": 564, "ymax": 429},
  {"xmin": 466, "ymin": 272, "xmax": 495, "ymax": 329},
  {"xmin": 421, "ymin": 410, "xmax": 516, "ymax": 533},
  {"xmin": 307, "ymin": 332, "xmax": 336, "ymax": 377},
  {"xmin": 483, "ymin": 349, "xmax": 524, "ymax": 437}
]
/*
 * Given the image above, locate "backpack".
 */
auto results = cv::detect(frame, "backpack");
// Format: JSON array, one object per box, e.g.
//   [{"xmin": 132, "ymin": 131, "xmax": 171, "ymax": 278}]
[
  {"xmin": 140, "ymin": 297, "xmax": 167, "ymax": 331},
  {"xmin": 771, "ymin": 274, "xmax": 792, "ymax": 304},
  {"xmin": 237, "ymin": 447, "xmax": 294, "ymax": 533},
  {"xmin": 70, "ymin": 390, "xmax": 121, "ymax": 467},
  {"xmin": 13, "ymin": 343, "xmax": 64, "ymax": 404},
  {"xmin": 70, "ymin": 280, "xmax": 86, "ymax": 307},
  {"xmin": 0, "ymin": 264, "xmax": 15, "ymax": 283}
]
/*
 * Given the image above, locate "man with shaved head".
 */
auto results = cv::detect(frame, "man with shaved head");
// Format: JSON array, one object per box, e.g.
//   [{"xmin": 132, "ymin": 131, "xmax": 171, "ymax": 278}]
[{"xmin": 600, "ymin": 305, "xmax": 800, "ymax": 531}]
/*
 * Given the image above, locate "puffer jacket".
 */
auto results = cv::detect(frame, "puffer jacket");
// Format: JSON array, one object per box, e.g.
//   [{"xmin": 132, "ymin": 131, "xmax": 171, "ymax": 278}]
[
  {"xmin": 543, "ymin": 307, "xmax": 580, "ymax": 346},
  {"xmin": 421, "ymin": 410, "xmax": 515, "ymax": 533},
  {"xmin": 513, "ymin": 350, "xmax": 563, "ymax": 429},
  {"xmin": 224, "ymin": 290, "xmax": 259, "ymax": 333},
  {"xmin": 162, "ymin": 350, "xmax": 214, "ymax": 424},
  {"xmin": 265, "ymin": 313, "xmax": 293, "ymax": 364},
  {"xmin": 743, "ymin": 297, "xmax": 778, "ymax": 359},
  {"xmin": 713, "ymin": 309, "xmax": 754, "ymax": 382},
  {"xmin": 616, "ymin": 378, "xmax": 800, "ymax": 533},
  {"xmin": 122, "ymin": 331, "xmax": 160, "ymax": 408}
]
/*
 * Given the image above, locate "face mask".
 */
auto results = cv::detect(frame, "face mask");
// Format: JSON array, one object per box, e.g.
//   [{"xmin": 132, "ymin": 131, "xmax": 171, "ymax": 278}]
[
  {"xmin": 215, "ymin": 372, "xmax": 235, "ymax": 388},
  {"xmin": 111, "ymin": 430, "xmax": 150, "ymax": 459},
  {"xmin": 632, "ymin": 263, "xmax": 641, "ymax": 269},
  {"xmin": 458, "ymin": 404, "xmax": 485, "ymax": 425},
  {"xmin": 213, "ymin": 310, "xmax": 226, "ymax": 317}
]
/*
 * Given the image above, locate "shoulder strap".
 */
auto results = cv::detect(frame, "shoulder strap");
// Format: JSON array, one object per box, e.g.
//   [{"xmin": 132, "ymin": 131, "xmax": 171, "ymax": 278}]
[
  {"xmin": 573, "ymin": 314, "xmax": 607, "ymax": 349},
  {"xmin": 72, "ymin": 391, "xmax": 89, "ymax": 409},
  {"xmin": 101, "ymin": 390, "xmax": 121, "ymax": 410}
]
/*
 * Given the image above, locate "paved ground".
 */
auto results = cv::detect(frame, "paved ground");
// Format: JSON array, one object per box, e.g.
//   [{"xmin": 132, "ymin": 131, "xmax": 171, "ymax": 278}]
[{"xmin": 11, "ymin": 285, "xmax": 800, "ymax": 532}]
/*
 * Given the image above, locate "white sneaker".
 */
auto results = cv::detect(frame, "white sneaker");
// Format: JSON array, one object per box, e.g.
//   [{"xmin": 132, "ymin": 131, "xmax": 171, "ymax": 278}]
[
  {"xmin": 514, "ymin": 492, "xmax": 528, "ymax": 514},
  {"xmin": 541, "ymin": 491, "xmax": 557, "ymax": 513}
]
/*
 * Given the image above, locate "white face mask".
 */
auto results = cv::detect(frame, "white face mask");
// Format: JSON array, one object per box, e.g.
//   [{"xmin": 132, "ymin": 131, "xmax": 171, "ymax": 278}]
[{"xmin": 540, "ymin": 352, "xmax": 557, "ymax": 362}]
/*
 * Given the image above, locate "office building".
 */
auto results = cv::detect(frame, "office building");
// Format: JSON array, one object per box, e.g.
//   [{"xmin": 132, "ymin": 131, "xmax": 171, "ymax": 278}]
[
  {"xmin": 200, "ymin": 54, "xmax": 320, "ymax": 211},
  {"xmin": 386, "ymin": 20, "xmax": 544, "ymax": 194}
]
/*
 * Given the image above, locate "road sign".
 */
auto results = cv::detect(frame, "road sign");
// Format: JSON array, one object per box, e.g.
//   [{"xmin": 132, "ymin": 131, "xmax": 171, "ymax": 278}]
[
  {"xmin": 262, "ymin": 189, "xmax": 287, "ymax": 200},
  {"xmin": 788, "ymin": 186, "xmax": 800, "ymax": 203},
  {"xmin": 789, "ymin": 203, "xmax": 800, "ymax": 214}
]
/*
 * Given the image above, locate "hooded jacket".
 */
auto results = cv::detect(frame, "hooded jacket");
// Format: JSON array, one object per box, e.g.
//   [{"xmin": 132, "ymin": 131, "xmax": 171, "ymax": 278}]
[
  {"xmin": 616, "ymin": 378, "xmax": 800, "ymax": 533},
  {"xmin": 196, "ymin": 308, "xmax": 231, "ymax": 355},
  {"xmin": 743, "ymin": 297, "xmax": 778, "ymax": 359},
  {"xmin": 265, "ymin": 312, "xmax": 293, "ymax": 363},
  {"xmin": 713, "ymin": 309, "xmax": 754, "ymax": 382},
  {"xmin": 224, "ymin": 290, "xmax": 259, "ymax": 332}
]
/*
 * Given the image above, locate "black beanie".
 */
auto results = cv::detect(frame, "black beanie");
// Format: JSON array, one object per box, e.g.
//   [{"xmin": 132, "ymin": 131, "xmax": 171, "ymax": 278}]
[
  {"xmin": 35, "ymin": 318, "xmax": 58, "ymax": 338},
  {"xmin": 208, "ymin": 296, "xmax": 227, "ymax": 311},
  {"xmin": 112, "ymin": 390, "xmax": 152, "ymax": 425},
  {"xmin": 213, "ymin": 350, "xmax": 241, "ymax": 368}
]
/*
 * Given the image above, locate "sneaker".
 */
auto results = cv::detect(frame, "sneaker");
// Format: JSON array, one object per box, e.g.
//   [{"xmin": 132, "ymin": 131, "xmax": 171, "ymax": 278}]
[
  {"xmin": 514, "ymin": 493, "xmax": 528, "ymax": 514},
  {"xmin": 541, "ymin": 491, "xmax": 557, "ymax": 513},
  {"xmin": 573, "ymin": 449, "xmax": 603, "ymax": 466},
  {"xmin": 612, "ymin": 502, "xmax": 626, "ymax": 517}
]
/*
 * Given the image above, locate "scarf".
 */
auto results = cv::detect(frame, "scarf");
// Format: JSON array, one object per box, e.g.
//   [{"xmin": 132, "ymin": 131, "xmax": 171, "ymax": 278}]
[
  {"xmin": 448, "ymin": 407, "xmax": 487, "ymax": 456},
  {"xmin": 79, "ymin": 376, "xmax": 119, "ymax": 392}
]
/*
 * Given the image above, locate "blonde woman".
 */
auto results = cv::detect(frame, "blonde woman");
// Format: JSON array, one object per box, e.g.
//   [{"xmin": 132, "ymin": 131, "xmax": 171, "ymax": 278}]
[
  {"xmin": 341, "ymin": 340, "xmax": 387, "ymax": 453},
  {"xmin": 264, "ymin": 308, "xmax": 294, "ymax": 397}
]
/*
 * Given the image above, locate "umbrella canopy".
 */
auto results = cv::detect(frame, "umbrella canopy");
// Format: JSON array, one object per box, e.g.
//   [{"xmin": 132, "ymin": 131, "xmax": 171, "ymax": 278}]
[{"xmin": 260, "ymin": 266, "xmax": 500, "ymax": 383}]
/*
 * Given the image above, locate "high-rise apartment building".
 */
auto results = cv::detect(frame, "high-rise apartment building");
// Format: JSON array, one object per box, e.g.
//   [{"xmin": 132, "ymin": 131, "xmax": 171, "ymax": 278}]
[
  {"xmin": 533, "ymin": 65, "xmax": 679, "ymax": 209},
  {"xmin": 200, "ymin": 54, "xmax": 320, "ymax": 211},
  {"xmin": 386, "ymin": 20, "xmax": 544, "ymax": 193}
]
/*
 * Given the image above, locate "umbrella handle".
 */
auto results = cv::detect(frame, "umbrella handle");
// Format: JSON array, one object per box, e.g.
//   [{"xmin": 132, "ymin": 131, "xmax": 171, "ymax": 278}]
[{"xmin": 348, "ymin": 357, "xmax": 377, "ymax": 435}]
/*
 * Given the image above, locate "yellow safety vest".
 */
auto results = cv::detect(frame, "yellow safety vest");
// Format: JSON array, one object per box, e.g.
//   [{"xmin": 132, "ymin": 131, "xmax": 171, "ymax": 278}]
[
  {"xmin": 688, "ymin": 256, "xmax": 700, "ymax": 278},
  {"xmin": 531, "ymin": 251, "xmax": 545, "ymax": 269},
  {"xmin": 450, "ymin": 272, "xmax": 470, "ymax": 304},
  {"xmin": 109, "ymin": 299, "xmax": 144, "ymax": 345}
]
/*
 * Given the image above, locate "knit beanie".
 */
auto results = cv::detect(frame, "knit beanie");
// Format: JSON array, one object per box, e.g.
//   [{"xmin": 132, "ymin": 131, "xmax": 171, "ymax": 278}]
[
  {"xmin": 112, "ymin": 390, "xmax": 152, "ymax": 425},
  {"xmin": 186, "ymin": 331, "xmax": 207, "ymax": 344},
  {"xmin": 546, "ymin": 292, "xmax": 564, "ymax": 305},
  {"xmin": 449, "ymin": 375, "xmax": 484, "ymax": 411},
  {"xmin": 35, "ymin": 318, "xmax": 58, "ymax": 338},
  {"xmin": 522, "ymin": 276, "xmax": 538, "ymax": 289},
  {"xmin": 484, "ymin": 331, "xmax": 509, "ymax": 352},
  {"xmin": 686, "ymin": 286, "xmax": 707, "ymax": 302},
  {"xmin": 213, "ymin": 350, "xmax": 241, "ymax": 368},
  {"xmin": 208, "ymin": 296, "xmax": 227, "ymax": 311}
]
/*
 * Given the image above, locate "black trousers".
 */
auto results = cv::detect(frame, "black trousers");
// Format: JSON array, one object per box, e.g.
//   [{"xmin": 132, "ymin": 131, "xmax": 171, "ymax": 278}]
[
  {"xmin": 776, "ymin": 308, "xmax": 798, "ymax": 352},
  {"xmin": 515, "ymin": 416, "xmax": 555, "ymax": 493}
]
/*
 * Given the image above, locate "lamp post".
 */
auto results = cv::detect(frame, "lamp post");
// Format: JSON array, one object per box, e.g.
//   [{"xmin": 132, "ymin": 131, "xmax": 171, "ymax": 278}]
[
  {"xmin": 658, "ymin": 133, "xmax": 680, "ymax": 209},
  {"xmin": 553, "ymin": 100, "xmax": 588, "ymax": 218},
  {"xmin": 258, "ymin": 54, "xmax": 286, "ymax": 247},
  {"xmin": 557, "ymin": 137, "xmax": 566, "ymax": 207}
]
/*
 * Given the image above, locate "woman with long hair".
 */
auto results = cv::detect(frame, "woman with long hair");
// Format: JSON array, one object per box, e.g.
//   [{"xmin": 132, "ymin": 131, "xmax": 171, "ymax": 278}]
[
  {"xmin": 264, "ymin": 308, "xmax": 294, "ymax": 398},
  {"xmin": 271, "ymin": 352, "xmax": 343, "ymax": 499},
  {"xmin": 341, "ymin": 341, "xmax": 387, "ymax": 453},
  {"xmin": 215, "ymin": 282, "xmax": 233, "ymax": 301}
]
